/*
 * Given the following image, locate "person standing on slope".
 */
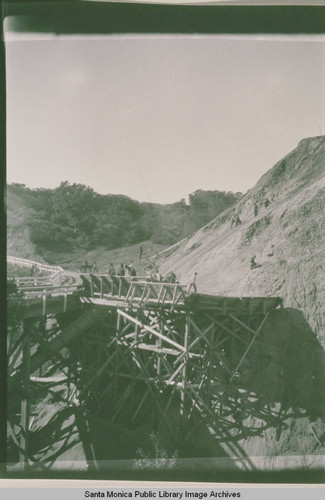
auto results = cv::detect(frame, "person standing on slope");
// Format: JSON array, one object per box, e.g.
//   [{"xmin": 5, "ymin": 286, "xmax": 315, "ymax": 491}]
[{"xmin": 139, "ymin": 244, "xmax": 144, "ymax": 260}]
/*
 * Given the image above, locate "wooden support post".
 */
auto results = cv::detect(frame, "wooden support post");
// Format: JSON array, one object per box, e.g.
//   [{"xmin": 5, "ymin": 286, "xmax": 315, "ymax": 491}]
[
  {"xmin": 229, "ymin": 313, "xmax": 269, "ymax": 383},
  {"xmin": 207, "ymin": 323, "xmax": 215, "ymax": 404},
  {"xmin": 63, "ymin": 288, "xmax": 67, "ymax": 313},
  {"xmin": 129, "ymin": 318, "xmax": 139, "ymax": 418},
  {"xmin": 37, "ymin": 317, "xmax": 47, "ymax": 378},
  {"xmin": 131, "ymin": 388, "xmax": 149, "ymax": 425},
  {"xmin": 157, "ymin": 320, "xmax": 163, "ymax": 377},
  {"xmin": 153, "ymin": 318, "xmax": 163, "ymax": 432},
  {"xmin": 111, "ymin": 311, "xmax": 121, "ymax": 420},
  {"xmin": 180, "ymin": 313, "xmax": 190, "ymax": 431},
  {"xmin": 42, "ymin": 290, "xmax": 46, "ymax": 316},
  {"xmin": 19, "ymin": 319, "xmax": 31, "ymax": 469}
]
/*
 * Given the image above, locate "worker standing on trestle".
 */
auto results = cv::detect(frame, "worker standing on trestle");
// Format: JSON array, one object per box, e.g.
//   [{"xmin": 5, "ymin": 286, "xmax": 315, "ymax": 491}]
[
  {"xmin": 187, "ymin": 272, "xmax": 198, "ymax": 293},
  {"xmin": 108, "ymin": 263, "xmax": 116, "ymax": 277}
]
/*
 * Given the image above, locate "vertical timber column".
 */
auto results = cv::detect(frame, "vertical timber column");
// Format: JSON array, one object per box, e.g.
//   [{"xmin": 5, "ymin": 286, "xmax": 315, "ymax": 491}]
[
  {"xmin": 207, "ymin": 321, "xmax": 215, "ymax": 405},
  {"xmin": 37, "ymin": 317, "xmax": 47, "ymax": 378},
  {"xmin": 19, "ymin": 318, "xmax": 32, "ymax": 469},
  {"xmin": 112, "ymin": 310, "xmax": 121, "ymax": 420},
  {"xmin": 153, "ymin": 319, "xmax": 163, "ymax": 432},
  {"xmin": 130, "ymin": 319, "xmax": 139, "ymax": 417},
  {"xmin": 180, "ymin": 313, "xmax": 190, "ymax": 434}
]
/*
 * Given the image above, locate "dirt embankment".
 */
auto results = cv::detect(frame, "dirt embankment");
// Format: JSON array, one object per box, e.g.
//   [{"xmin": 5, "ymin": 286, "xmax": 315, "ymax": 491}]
[{"xmin": 158, "ymin": 135, "xmax": 325, "ymax": 344}]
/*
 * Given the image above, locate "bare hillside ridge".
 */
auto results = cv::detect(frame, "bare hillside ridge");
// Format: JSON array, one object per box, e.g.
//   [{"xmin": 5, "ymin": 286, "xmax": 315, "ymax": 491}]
[{"xmin": 158, "ymin": 136, "xmax": 325, "ymax": 342}]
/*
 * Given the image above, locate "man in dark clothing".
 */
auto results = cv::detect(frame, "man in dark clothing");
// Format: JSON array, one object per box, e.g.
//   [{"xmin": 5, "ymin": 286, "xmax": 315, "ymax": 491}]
[
  {"xmin": 129, "ymin": 263, "xmax": 137, "ymax": 276},
  {"xmin": 169, "ymin": 271, "xmax": 177, "ymax": 283},
  {"xmin": 139, "ymin": 244, "xmax": 143, "ymax": 260},
  {"xmin": 118, "ymin": 263, "xmax": 125, "ymax": 276},
  {"xmin": 254, "ymin": 203, "xmax": 258, "ymax": 217},
  {"xmin": 250, "ymin": 256, "xmax": 262, "ymax": 269},
  {"xmin": 108, "ymin": 263, "xmax": 116, "ymax": 277}
]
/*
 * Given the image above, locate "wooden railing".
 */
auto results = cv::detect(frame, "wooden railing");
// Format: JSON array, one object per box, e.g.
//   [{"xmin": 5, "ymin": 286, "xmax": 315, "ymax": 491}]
[
  {"xmin": 80, "ymin": 274, "xmax": 188, "ymax": 307},
  {"xmin": 8, "ymin": 258, "xmax": 283, "ymax": 315},
  {"xmin": 125, "ymin": 281, "xmax": 187, "ymax": 307},
  {"xmin": 7, "ymin": 255, "xmax": 63, "ymax": 287}
]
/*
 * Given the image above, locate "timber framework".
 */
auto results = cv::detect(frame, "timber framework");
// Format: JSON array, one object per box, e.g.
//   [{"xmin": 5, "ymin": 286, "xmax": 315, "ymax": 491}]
[{"xmin": 7, "ymin": 257, "xmax": 283, "ymax": 471}]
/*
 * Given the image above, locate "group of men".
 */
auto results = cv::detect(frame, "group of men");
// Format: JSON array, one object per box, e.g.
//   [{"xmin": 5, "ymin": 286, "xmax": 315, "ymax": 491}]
[
  {"xmin": 107, "ymin": 262, "xmax": 137, "ymax": 277},
  {"xmin": 80, "ymin": 261, "xmax": 98, "ymax": 274},
  {"xmin": 146, "ymin": 269, "xmax": 178, "ymax": 284}
]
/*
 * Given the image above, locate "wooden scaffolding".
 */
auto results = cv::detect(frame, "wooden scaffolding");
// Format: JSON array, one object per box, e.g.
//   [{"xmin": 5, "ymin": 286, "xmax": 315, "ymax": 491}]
[{"xmin": 8, "ymin": 275, "xmax": 283, "ymax": 470}]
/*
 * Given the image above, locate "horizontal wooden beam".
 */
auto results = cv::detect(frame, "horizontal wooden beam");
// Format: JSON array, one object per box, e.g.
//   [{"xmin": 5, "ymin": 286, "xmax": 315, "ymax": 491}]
[{"xmin": 117, "ymin": 309, "xmax": 185, "ymax": 352}]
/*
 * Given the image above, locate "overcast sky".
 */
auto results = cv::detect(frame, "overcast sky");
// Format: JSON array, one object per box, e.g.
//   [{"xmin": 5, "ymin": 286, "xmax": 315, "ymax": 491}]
[{"xmin": 5, "ymin": 35, "xmax": 325, "ymax": 203}]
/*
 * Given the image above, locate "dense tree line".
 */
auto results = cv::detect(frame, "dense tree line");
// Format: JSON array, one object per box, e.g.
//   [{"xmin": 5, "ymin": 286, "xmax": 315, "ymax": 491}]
[{"xmin": 7, "ymin": 182, "xmax": 241, "ymax": 252}]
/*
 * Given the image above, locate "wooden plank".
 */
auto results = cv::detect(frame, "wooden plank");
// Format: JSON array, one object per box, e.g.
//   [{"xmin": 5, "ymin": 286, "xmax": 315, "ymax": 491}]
[
  {"xmin": 188, "ymin": 317, "xmax": 214, "ymax": 350},
  {"xmin": 206, "ymin": 314, "xmax": 248, "ymax": 345},
  {"xmin": 128, "ymin": 350, "xmax": 177, "ymax": 444},
  {"xmin": 131, "ymin": 388, "xmax": 150, "ymax": 424},
  {"xmin": 228, "ymin": 314, "xmax": 259, "ymax": 336},
  {"xmin": 19, "ymin": 321, "xmax": 31, "ymax": 469},
  {"xmin": 136, "ymin": 343, "xmax": 180, "ymax": 356},
  {"xmin": 166, "ymin": 360, "xmax": 186, "ymax": 385},
  {"xmin": 111, "ymin": 385, "xmax": 132, "ymax": 423},
  {"xmin": 78, "ymin": 343, "xmax": 117, "ymax": 400},
  {"xmin": 117, "ymin": 309, "xmax": 185, "ymax": 352},
  {"xmin": 229, "ymin": 313, "xmax": 269, "ymax": 383},
  {"xmin": 187, "ymin": 321, "xmax": 214, "ymax": 352},
  {"xmin": 26, "ymin": 307, "xmax": 107, "ymax": 374}
]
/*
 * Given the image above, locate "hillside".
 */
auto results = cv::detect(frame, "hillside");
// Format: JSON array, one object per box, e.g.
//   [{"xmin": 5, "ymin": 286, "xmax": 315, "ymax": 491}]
[
  {"xmin": 7, "ymin": 189, "xmax": 40, "ymax": 261},
  {"xmin": 6, "ymin": 183, "xmax": 240, "ymax": 267},
  {"xmin": 7, "ymin": 136, "xmax": 325, "ymax": 472},
  {"xmin": 158, "ymin": 136, "xmax": 325, "ymax": 344}
]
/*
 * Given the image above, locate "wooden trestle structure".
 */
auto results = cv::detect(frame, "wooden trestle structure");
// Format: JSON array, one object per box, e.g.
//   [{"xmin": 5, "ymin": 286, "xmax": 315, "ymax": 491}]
[{"xmin": 7, "ymin": 271, "xmax": 283, "ymax": 470}]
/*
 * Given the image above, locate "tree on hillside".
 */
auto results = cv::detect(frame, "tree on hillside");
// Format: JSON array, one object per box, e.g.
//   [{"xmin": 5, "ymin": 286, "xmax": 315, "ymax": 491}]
[{"xmin": 7, "ymin": 182, "xmax": 240, "ymax": 255}]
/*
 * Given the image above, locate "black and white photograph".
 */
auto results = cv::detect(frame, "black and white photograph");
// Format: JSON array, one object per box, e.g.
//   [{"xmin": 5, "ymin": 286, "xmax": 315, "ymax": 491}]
[{"xmin": 3, "ymin": 0, "xmax": 325, "ymax": 485}]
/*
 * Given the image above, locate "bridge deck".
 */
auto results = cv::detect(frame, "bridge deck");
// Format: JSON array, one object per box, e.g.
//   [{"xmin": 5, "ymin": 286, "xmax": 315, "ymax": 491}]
[
  {"xmin": 80, "ymin": 274, "xmax": 282, "ymax": 313},
  {"xmin": 8, "ymin": 271, "xmax": 283, "ymax": 316},
  {"xmin": 82, "ymin": 293, "xmax": 282, "ymax": 314}
]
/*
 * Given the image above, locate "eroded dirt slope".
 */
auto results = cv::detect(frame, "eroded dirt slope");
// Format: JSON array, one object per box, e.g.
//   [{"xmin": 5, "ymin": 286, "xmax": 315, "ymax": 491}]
[{"xmin": 158, "ymin": 136, "xmax": 325, "ymax": 343}]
